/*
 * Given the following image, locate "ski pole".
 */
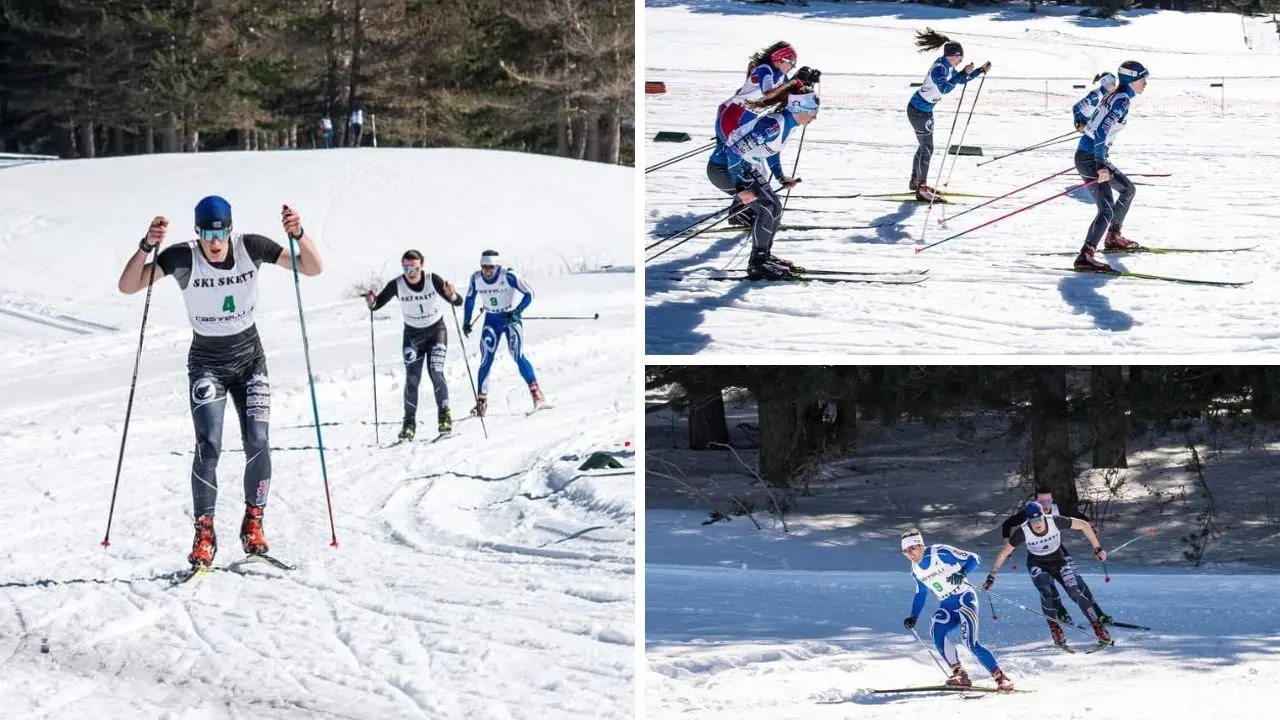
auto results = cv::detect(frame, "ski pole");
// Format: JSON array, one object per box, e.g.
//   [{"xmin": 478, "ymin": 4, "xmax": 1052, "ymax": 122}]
[
  {"xmin": 976, "ymin": 131, "xmax": 1078, "ymax": 167},
  {"xmin": 645, "ymin": 140, "xmax": 717, "ymax": 174},
  {"xmin": 1109, "ymin": 526, "xmax": 1159, "ymax": 555},
  {"xmin": 909, "ymin": 625, "xmax": 951, "ymax": 680},
  {"xmin": 916, "ymin": 179, "xmax": 1095, "ymax": 253},
  {"xmin": 968, "ymin": 582, "xmax": 1104, "ymax": 643},
  {"xmin": 645, "ymin": 212, "xmax": 734, "ymax": 263},
  {"xmin": 921, "ymin": 79, "xmax": 969, "ymax": 243},
  {"xmin": 521, "ymin": 313, "xmax": 599, "ymax": 320},
  {"xmin": 450, "ymin": 305, "xmax": 488, "ymax": 439},
  {"xmin": 941, "ymin": 72, "xmax": 987, "ymax": 191},
  {"xmin": 645, "ymin": 206, "xmax": 732, "ymax": 251},
  {"xmin": 368, "ymin": 308, "xmax": 380, "ymax": 446},
  {"xmin": 284, "ymin": 207, "xmax": 338, "ymax": 548},
  {"xmin": 780, "ymin": 81, "xmax": 815, "ymax": 215},
  {"xmin": 103, "ymin": 221, "xmax": 165, "ymax": 548},
  {"xmin": 940, "ymin": 167, "xmax": 1073, "ymax": 224}
]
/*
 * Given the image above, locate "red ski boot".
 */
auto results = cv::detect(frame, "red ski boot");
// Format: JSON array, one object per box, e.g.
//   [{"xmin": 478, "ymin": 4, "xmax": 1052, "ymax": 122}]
[
  {"xmin": 1092, "ymin": 619, "xmax": 1113, "ymax": 645},
  {"xmin": 240, "ymin": 505, "xmax": 269, "ymax": 555},
  {"xmin": 529, "ymin": 382, "xmax": 547, "ymax": 410},
  {"xmin": 1049, "ymin": 620, "xmax": 1068, "ymax": 647},
  {"xmin": 945, "ymin": 662, "xmax": 972, "ymax": 687},
  {"xmin": 992, "ymin": 668, "xmax": 1015, "ymax": 692},
  {"xmin": 1103, "ymin": 225, "xmax": 1141, "ymax": 252},
  {"xmin": 1074, "ymin": 245, "xmax": 1114, "ymax": 272},
  {"xmin": 471, "ymin": 393, "xmax": 488, "ymax": 418},
  {"xmin": 188, "ymin": 514, "xmax": 217, "ymax": 568}
]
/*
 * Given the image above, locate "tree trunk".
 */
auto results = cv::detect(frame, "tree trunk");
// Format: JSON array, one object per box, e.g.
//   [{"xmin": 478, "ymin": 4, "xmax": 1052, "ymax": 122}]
[
  {"xmin": 1030, "ymin": 367, "xmax": 1079, "ymax": 513},
  {"xmin": 570, "ymin": 107, "xmax": 587, "ymax": 160},
  {"xmin": 238, "ymin": 127, "xmax": 250, "ymax": 151},
  {"xmin": 56, "ymin": 123, "xmax": 75, "ymax": 158},
  {"xmin": 1091, "ymin": 366, "xmax": 1128, "ymax": 468},
  {"xmin": 584, "ymin": 102, "xmax": 600, "ymax": 162},
  {"xmin": 1252, "ymin": 367, "xmax": 1280, "ymax": 423},
  {"xmin": 757, "ymin": 394, "xmax": 800, "ymax": 488},
  {"xmin": 344, "ymin": 0, "xmax": 365, "ymax": 148},
  {"xmin": 556, "ymin": 108, "xmax": 571, "ymax": 157},
  {"xmin": 325, "ymin": 0, "xmax": 343, "ymax": 142},
  {"xmin": 110, "ymin": 127, "xmax": 125, "ymax": 156},
  {"xmin": 162, "ymin": 112, "xmax": 179, "ymax": 153},
  {"xmin": 78, "ymin": 121, "xmax": 95, "ymax": 158},
  {"xmin": 143, "ymin": 125, "xmax": 155, "ymax": 154},
  {"xmin": 686, "ymin": 382, "xmax": 729, "ymax": 450},
  {"xmin": 833, "ymin": 385, "xmax": 857, "ymax": 449},
  {"xmin": 600, "ymin": 103, "xmax": 620, "ymax": 165}
]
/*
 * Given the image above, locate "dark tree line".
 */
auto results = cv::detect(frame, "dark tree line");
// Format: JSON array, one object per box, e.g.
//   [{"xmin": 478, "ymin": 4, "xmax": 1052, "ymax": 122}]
[
  {"xmin": 0, "ymin": 0, "xmax": 633, "ymax": 164},
  {"xmin": 648, "ymin": 366, "xmax": 1280, "ymax": 516}
]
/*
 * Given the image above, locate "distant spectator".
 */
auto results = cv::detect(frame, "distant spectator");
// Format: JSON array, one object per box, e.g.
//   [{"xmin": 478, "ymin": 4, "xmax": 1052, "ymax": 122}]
[
  {"xmin": 320, "ymin": 115, "xmax": 333, "ymax": 149},
  {"xmin": 349, "ymin": 105, "xmax": 364, "ymax": 147}
]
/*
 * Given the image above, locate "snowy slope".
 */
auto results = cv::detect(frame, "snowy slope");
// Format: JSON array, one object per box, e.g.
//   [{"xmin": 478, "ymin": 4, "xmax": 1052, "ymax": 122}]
[
  {"xmin": 644, "ymin": 2, "xmax": 1280, "ymax": 354},
  {"xmin": 647, "ymin": 510, "xmax": 1280, "ymax": 720},
  {"xmin": 0, "ymin": 149, "xmax": 634, "ymax": 718}
]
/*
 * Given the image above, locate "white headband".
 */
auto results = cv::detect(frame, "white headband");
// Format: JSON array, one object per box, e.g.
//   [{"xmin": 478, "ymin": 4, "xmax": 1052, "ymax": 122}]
[
  {"xmin": 480, "ymin": 254, "xmax": 500, "ymax": 267},
  {"xmin": 901, "ymin": 533, "xmax": 925, "ymax": 551}
]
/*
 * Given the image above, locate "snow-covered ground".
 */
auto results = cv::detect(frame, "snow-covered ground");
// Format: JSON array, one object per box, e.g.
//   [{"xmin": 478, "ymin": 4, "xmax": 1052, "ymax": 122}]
[
  {"xmin": 644, "ymin": 2, "xmax": 1280, "ymax": 354},
  {"xmin": 0, "ymin": 149, "xmax": 635, "ymax": 718},
  {"xmin": 645, "ymin": 402, "xmax": 1280, "ymax": 718}
]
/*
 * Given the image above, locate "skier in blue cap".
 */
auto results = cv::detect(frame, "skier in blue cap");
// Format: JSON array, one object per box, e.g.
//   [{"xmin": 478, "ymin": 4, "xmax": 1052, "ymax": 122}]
[
  {"xmin": 985, "ymin": 500, "xmax": 1113, "ymax": 648},
  {"xmin": 117, "ymin": 197, "xmax": 323, "ymax": 571}
]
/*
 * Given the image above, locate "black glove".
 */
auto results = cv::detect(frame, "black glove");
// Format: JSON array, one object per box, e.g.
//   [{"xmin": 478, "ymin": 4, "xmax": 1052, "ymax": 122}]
[
  {"xmin": 463, "ymin": 320, "xmax": 472, "ymax": 337},
  {"xmin": 947, "ymin": 568, "xmax": 968, "ymax": 586},
  {"xmin": 1075, "ymin": 121, "xmax": 1086, "ymax": 133},
  {"xmin": 903, "ymin": 616, "xmax": 917, "ymax": 630},
  {"xmin": 982, "ymin": 573, "xmax": 996, "ymax": 591},
  {"xmin": 794, "ymin": 66, "xmax": 822, "ymax": 85},
  {"xmin": 979, "ymin": 61, "xmax": 992, "ymax": 74}
]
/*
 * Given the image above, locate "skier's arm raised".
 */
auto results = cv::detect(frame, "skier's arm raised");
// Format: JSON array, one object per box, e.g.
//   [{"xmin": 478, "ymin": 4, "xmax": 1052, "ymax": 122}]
[
  {"xmin": 118, "ymin": 217, "xmax": 170, "ymax": 294},
  {"xmin": 273, "ymin": 205, "xmax": 323, "ymax": 276},
  {"xmin": 1067, "ymin": 518, "xmax": 1108, "ymax": 561}
]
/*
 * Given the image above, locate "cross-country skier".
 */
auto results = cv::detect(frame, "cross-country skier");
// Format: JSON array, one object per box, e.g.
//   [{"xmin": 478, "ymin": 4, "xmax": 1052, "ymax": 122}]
[
  {"xmin": 1073, "ymin": 60, "xmax": 1149, "ymax": 271},
  {"xmin": 908, "ymin": 29, "xmax": 990, "ymax": 202},
  {"xmin": 116, "ymin": 198, "xmax": 323, "ymax": 569},
  {"xmin": 901, "ymin": 529, "xmax": 1015, "ymax": 691},
  {"xmin": 1073, "ymin": 71, "xmax": 1117, "ymax": 132},
  {"xmin": 985, "ymin": 502, "xmax": 1113, "ymax": 648},
  {"xmin": 461, "ymin": 250, "xmax": 545, "ymax": 417},
  {"xmin": 713, "ymin": 42, "xmax": 808, "ymax": 227},
  {"xmin": 705, "ymin": 90, "xmax": 820, "ymax": 280},
  {"xmin": 365, "ymin": 249, "xmax": 464, "ymax": 440},
  {"xmin": 997, "ymin": 487, "xmax": 1110, "ymax": 628}
]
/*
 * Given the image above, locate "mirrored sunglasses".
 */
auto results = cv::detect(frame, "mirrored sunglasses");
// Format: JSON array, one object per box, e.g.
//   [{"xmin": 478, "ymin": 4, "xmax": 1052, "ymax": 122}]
[
  {"xmin": 199, "ymin": 227, "xmax": 231, "ymax": 242},
  {"xmin": 402, "ymin": 265, "xmax": 422, "ymax": 274}
]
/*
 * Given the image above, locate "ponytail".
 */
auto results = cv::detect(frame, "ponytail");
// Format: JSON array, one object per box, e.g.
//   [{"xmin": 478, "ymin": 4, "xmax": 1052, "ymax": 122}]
[
  {"xmin": 1092, "ymin": 72, "xmax": 1106, "ymax": 83},
  {"xmin": 914, "ymin": 27, "xmax": 951, "ymax": 53},
  {"xmin": 747, "ymin": 41, "xmax": 793, "ymax": 76}
]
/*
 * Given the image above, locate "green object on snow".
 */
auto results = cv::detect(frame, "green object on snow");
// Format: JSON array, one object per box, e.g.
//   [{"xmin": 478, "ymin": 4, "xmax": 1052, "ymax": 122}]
[{"xmin": 578, "ymin": 452, "xmax": 624, "ymax": 470}]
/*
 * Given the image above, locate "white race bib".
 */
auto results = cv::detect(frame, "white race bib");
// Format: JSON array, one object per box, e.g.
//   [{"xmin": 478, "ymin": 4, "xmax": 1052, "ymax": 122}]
[{"xmin": 180, "ymin": 238, "xmax": 260, "ymax": 337}]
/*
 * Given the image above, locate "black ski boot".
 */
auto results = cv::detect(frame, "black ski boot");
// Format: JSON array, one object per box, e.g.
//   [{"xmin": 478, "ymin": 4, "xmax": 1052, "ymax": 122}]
[
  {"xmin": 746, "ymin": 250, "xmax": 792, "ymax": 281},
  {"xmin": 398, "ymin": 416, "xmax": 416, "ymax": 441}
]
